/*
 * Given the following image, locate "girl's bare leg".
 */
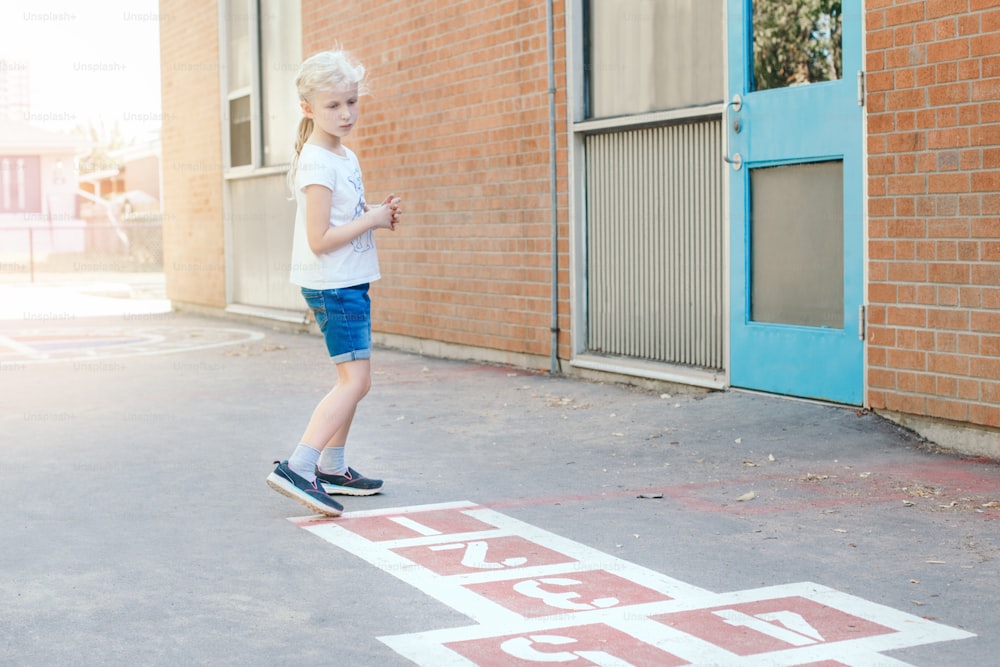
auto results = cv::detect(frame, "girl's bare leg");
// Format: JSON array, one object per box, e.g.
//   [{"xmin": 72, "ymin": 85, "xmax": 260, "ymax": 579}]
[
  {"xmin": 300, "ymin": 358, "xmax": 371, "ymax": 449},
  {"xmin": 308, "ymin": 358, "xmax": 384, "ymax": 494},
  {"xmin": 315, "ymin": 403, "xmax": 356, "ymax": 475},
  {"xmin": 322, "ymin": 403, "xmax": 357, "ymax": 449}
]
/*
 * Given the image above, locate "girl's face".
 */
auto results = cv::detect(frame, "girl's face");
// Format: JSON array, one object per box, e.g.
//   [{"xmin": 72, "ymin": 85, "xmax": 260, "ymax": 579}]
[{"xmin": 302, "ymin": 83, "xmax": 359, "ymax": 145}]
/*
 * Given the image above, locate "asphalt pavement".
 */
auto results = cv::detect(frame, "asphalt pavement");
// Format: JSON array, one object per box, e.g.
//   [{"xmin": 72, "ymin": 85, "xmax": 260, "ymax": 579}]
[{"xmin": 1, "ymin": 291, "xmax": 998, "ymax": 666}]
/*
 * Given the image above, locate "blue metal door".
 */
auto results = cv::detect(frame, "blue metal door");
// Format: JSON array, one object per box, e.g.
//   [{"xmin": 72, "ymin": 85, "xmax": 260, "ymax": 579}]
[{"xmin": 727, "ymin": 0, "xmax": 864, "ymax": 404}]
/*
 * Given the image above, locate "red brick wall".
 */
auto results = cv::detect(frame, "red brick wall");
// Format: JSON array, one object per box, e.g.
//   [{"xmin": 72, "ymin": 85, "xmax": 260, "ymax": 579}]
[
  {"xmin": 158, "ymin": 0, "xmax": 226, "ymax": 307},
  {"xmin": 301, "ymin": 0, "xmax": 570, "ymax": 364},
  {"xmin": 866, "ymin": 0, "xmax": 1000, "ymax": 428}
]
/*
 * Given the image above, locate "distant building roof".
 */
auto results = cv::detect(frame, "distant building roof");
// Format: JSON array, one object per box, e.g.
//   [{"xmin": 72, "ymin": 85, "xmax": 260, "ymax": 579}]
[
  {"xmin": 0, "ymin": 119, "xmax": 86, "ymax": 153},
  {"xmin": 109, "ymin": 136, "xmax": 161, "ymax": 163}
]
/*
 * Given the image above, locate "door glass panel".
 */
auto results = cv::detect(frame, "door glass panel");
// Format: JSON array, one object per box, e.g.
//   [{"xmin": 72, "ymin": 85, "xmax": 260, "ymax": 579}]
[
  {"xmin": 753, "ymin": 0, "xmax": 842, "ymax": 91},
  {"xmin": 750, "ymin": 161, "xmax": 843, "ymax": 328}
]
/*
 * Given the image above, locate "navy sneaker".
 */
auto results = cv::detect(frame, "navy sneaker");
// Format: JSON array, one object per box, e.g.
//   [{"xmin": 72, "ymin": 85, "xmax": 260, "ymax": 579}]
[
  {"xmin": 315, "ymin": 466, "xmax": 383, "ymax": 496},
  {"xmin": 266, "ymin": 461, "xmax": 344, "ymax": 516}
]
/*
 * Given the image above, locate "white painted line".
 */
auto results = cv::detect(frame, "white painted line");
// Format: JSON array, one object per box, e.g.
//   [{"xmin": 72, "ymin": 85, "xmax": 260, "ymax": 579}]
[
  {"xmin": 290, "ymin": 500, "xmax": 478, "ymax": 522},
  {"xmin": 391, "ymin": 516, "xmax": 445, "ymax": 536},
  {"xmin": 378, "ymin": 632, "xmax": 480, "ymax": 667},
  {"xmin": 304, "ymin": 522, "xmax": 527, "ymax": 627},
  {"xmin": 377, "ymin": 529, "xmax": 514, "ymax": 550},
  {"xmin": 3, "ymin": 327, "xmax": 265, "ymax": 364},
  {"xmin": 381, "ymin": 588, "xmax": 972, "ymax": 667},
  {"xmin": 735, "ymin": 646, "xmax": 918, "ymax": 667},
  {"xmin": 640, "ymin": 582, "xmax": 976, "ymax": 665},
  {"xmin": 290, "ymin": 502, "xmax": 976, "ymax": 667},
  {"xmin": 298, "ymin": 503, "xmax": 715, "ymax": 627},
  {"xmin": 0, "ymin": 335, "xmax": 48, "ymax": 360},
  {"xmin": 462, "ymin": 507, "xmax": 713, "ymax": 599},
  {"xmin": 379, "ymin": 615, "xmax": 719, "ymax": 666},
  {"xmin": 396, "ymin": 635, "xmax": 914, "ymax": 667},
  {"xmin": 603, "ymin": 614, "xmax": 758, "ymax": 665},
  {"xmin": 447, "ymin": 562, "xmax": 633, "ymax": 586}
]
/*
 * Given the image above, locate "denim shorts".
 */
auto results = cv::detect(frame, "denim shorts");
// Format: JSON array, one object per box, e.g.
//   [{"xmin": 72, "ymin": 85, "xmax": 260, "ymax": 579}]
[{"xmin": 301, "ymin": 284, "xmax": 372, "ymax": 364}]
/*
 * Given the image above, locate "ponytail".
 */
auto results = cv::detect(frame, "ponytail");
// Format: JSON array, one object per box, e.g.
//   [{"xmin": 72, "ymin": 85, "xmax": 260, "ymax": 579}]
[
  {"xmin": 293, "ymin": 117, "xmax": 313, "ymax": 156},
  {"xmin": 286, "ymin": 116, "xmax": 314, "ymax": 197}
]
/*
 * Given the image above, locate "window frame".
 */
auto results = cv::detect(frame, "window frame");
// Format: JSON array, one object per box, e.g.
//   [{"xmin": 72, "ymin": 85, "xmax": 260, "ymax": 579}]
[
  {"xmin": 220, "ymin": 0, "xmax": 301, "ymax": 178},
  {"xmin": 566, "ymin": 0, "xmax": 729, "ymax": 385},
  {"xmin": 574, "ymin": 0, "xmax": 727, "ymax": 132}
]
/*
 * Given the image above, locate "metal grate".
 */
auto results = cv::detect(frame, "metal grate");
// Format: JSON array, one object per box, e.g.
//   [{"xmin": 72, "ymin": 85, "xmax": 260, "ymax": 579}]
[{"xmin": 585, "ymin": 118, "xmax": 725, "ymax": 370}]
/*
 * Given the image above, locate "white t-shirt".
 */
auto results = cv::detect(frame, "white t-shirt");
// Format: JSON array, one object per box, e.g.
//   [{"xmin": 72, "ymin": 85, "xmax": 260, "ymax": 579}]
[{"xmin": 289, "ymin": 143, "xmax": 380, "ymax": 289}]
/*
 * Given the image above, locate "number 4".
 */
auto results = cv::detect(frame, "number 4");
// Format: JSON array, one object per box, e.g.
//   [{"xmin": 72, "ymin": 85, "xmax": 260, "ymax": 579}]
[{"xmin": 714, "ymin": 609, "xmax": 825, "ymax": 646}]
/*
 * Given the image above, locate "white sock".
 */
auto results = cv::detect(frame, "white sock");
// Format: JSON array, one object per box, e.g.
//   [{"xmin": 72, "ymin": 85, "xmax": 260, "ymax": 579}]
[
  {"xmin": 317, "ymin": 446, "xmax": 348, "ymax": 476},
  {"xmin": 288, "ymin": 444, "xmax": 321, "ymax": 481}
]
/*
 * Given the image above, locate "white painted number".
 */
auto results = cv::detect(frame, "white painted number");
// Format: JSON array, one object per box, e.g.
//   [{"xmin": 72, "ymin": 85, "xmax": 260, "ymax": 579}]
[
  {"xmin": 501, "ymin": 635, "xmax": 576, "ymax": 663},
  {"xmin": 428, "ymin": 541, "xmax": 528, "ymax": 569},
  {"xmin": 513, "ymin": 577, "xmax": 620, "ymax": 611},
  {"xmin": 389, "ymin": 516, "xmax": 442, "ymax": 536},
  {"xmin": 714, "ymin": 609, "xmax": 824, "ymax": 646},
  {"xmin": 500, "ymin": 634, "xmax": 636, "ymax": 666}
]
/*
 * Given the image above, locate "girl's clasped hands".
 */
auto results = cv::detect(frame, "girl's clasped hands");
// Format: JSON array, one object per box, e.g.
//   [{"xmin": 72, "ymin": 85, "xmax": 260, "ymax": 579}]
[{"xmin": 370, "ymin": 193, "xmax": 402, "ymax": 230}]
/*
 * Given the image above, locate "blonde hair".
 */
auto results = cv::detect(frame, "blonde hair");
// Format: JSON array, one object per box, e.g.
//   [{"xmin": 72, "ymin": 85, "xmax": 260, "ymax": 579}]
[{"xmin": 287, "ymin": 49, "xmax": 368, "ymax": 194}]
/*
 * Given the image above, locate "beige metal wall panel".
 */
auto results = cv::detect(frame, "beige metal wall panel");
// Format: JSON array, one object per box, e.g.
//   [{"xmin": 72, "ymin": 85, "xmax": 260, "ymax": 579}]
[{"xmin": 229, "ymin": 174, "xmax": 302, "ymax": 311}]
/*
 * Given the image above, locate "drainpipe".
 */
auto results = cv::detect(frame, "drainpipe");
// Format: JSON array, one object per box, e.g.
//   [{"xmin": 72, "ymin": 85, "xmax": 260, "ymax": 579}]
[{"xmin": 546, "ymin": 0, "xmax": 560, "ymax": 375}]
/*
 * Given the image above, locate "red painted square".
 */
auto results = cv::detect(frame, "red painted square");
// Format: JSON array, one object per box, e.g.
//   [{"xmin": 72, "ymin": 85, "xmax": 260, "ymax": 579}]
[
  {"xmin": 466, "ymin": 569, "xmax": 673, "ymax": 618},
  {"xmin": 334, "ymin": 508, "xmax": 498, "ymax": 542},
  {"xmin": 652, "ymin": 596, "xmax": 895, "ymax": 656},
  {"xmin": 392, "ymin": 535, "xmax": 575, "ymax": 576},
  {"xmin": 444, "ymin": 624, "xmax": 687, "ymax": 667}
]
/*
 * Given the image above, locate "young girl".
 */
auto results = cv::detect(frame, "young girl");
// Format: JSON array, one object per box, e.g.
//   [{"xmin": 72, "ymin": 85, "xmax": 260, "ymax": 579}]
[{"xmin": 266, "ymin": 50, "xmax": 401, "ymax": 517}]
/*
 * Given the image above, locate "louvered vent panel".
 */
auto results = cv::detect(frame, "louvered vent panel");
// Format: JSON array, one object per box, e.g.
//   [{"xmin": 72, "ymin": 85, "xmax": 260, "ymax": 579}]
[{"xmin": 585, "ymin": 119, "xmax": 724, "ymax": 370}]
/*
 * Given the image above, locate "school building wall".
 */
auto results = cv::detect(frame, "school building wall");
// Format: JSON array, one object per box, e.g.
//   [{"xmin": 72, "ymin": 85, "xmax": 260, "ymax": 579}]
[
  {"xmin": 159, "ymin": 0, "xmax": 226, "ymax": 308},
  {"xmin": 156, "ymin": 0, "xmax": 1000, "ymax": 451},
  {"xmin": 865, "ymin": 0, "xmax": 1000, "ymax": 438},
  {"xmin": 300, "ymin": 0, "xmax": 571, "ymax": 365}
]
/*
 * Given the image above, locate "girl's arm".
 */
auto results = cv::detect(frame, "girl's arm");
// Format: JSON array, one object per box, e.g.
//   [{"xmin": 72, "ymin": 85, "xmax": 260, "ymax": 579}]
[{"xmin": 304, "ymin": 186, "xmax": 400, "ymax": 256}]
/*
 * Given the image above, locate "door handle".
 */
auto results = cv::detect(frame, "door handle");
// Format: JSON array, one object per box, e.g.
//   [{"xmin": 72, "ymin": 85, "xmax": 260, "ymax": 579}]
[
  {"xmin": 725, "ymin": 94, "xmax": 744, "ymax": 169},
  {"xmin": 728, "ymin": 94, "xmax": 743, "ymax": 133}
]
